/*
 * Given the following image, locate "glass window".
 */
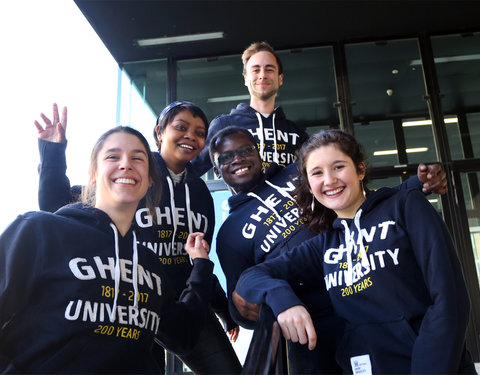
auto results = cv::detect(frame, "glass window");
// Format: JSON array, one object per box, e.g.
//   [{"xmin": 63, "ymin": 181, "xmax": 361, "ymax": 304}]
[
  {"xmin": 432, "ymin": 32, "xmax": 480, "ymax": 160},
  {"xmin": 119, "ymin": 60, "xmax": 168, "ymax": 150},
  {"xmin": 355, "ymin": 120, "xmax": 398, "ymax": 167},
  {"xmin": 460, "ymin": 172, "xmax": 480, "ymax": 286},
  {"xmin": 466, "ymin": 113, "xmax": 480, "ymax": 159},
  {"xmin": 275, "ymin": 47, "xmax": 338, "ymax": 130},
  {"xmin": 177, "ymin": 47, "xmax": 338, "ymax": 131},
  {"xmin": 402, "ymin": 117, "xmax": 438, "ymax": 164},
  {"xmin": 177, "ymin": 54, "xmax": 244, "ymax": 124},
  {"xmin": 346, "ymin": 39, "xmax": 435, "ymax": 164}
]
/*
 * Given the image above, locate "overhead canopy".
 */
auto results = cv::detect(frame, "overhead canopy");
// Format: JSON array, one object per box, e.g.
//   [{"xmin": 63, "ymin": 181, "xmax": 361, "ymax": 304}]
[{"xmin": 74, "ymin": 0, "xmax": 480, "ymax": 63}]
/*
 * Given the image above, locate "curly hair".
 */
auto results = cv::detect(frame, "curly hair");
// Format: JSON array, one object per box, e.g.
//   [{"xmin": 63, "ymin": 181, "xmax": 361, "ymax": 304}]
[{"xmin": 295, "ymin": 129, "xmax": 368, "ymax": 233}]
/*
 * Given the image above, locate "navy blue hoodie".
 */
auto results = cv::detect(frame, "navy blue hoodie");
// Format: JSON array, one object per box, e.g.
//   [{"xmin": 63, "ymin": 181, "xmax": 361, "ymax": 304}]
[
  {"xmin": 0, "ymin": 203, "xmax": 214, "ymax": 374},
  {"xmin": 37, "ymin": 139, "xmax": 235, "ymax": 331},
  {"xmin": 217, "ymin": 163, "xmax": 330, "ymax": 329},
  {"xmin": 236, "ymin": 188, "xmax": 471, "ymax": 374},
  {"xmin": 191, "ymin": 103, "xmax": 309, "ymax": 176}
]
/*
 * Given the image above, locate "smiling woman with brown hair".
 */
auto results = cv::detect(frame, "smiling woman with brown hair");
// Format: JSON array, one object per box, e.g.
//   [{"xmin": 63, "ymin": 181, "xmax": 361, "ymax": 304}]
[
  {"xmin": 0, "ymin": 126, "xmax": 215, "ymax": 373},
  {"xmin": 34, "ymin": 102, "xmax": 241, "ymax": 374}
]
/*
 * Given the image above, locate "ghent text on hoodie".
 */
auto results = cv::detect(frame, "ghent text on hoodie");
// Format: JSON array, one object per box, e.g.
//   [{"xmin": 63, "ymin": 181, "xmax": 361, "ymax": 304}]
[
  {"xmin": 37, "ymin": 139, "xmax": 235, "ymax": 331},
  {"xmin": 191, "ymin": 103, "xmax": 309, "ymax": 176},
  {"xmin": 0, "ymin": 203, "xmax": 213, "ymax": 373},
  {"xmin": 236, "ymin": 187, "xmax": 472, "ymax": 374}
]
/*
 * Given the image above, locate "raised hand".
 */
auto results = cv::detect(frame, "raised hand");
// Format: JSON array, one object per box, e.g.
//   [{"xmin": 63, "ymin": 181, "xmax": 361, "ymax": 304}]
[
  {"xmin": 417, "ymin": 163, "xmax": 448, "ymax": 195},
  {"xmin": 185, "ymin": 232, "xmax": 210, "ymax": 260},
  {"xmin": 34, "ymin": 103, "xmax": 67, "ymax": 143}
]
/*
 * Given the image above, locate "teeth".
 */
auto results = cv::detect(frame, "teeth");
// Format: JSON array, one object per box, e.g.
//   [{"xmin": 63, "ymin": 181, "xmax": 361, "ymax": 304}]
[
  {"xmin": 179, "ymin": 144, "xmax": 194, "ymax": 150},
  {"xmin": 115, "ymin": 178, "xmax": 136, "ymax": 185},
  {"xmin": 325, "ymin": 187, "xmax": 343, "ymax": 196},
  {"xmin": 234, "ymin": 167, "xmax": 249, "ymax": 175}
]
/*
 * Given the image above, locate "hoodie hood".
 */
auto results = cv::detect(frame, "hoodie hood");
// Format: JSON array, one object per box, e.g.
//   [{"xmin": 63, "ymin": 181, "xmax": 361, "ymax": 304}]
[
  {"xmin": 227, "ymin": 162, "xmax": 285, "ymax": 213},
  {"xmin": 229, "ymin": 103, "xmax": 287, "ymax": 119}
]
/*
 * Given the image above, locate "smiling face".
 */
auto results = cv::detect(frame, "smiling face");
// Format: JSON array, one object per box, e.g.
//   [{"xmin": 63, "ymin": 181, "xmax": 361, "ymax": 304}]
[
  {"xmin": 213, "ymin": 132, "xmax": 263, "ymax": 193},
  {"xmin": 156, "ymin": 109, "xmax": 207, "ymax": 173},
  {"xmin": 243, "ymin": 51, "xmax": 283, "ymax": 103},
  {"xmin": 305, "ymin": 144, "xmax": 366, "ymax": 219},
  {"xmin": 93, "ymin": 132, "xmax": 152, "ymax": 214}
]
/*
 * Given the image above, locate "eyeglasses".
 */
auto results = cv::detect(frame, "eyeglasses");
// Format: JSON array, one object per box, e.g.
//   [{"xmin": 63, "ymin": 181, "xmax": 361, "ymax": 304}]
[{"xmin": 216, "ymin": 145, "xmax": 257, "ymax": 166}]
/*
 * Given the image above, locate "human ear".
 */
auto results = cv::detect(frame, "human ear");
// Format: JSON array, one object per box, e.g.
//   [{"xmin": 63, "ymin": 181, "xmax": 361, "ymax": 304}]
[
  {"xmin": 279, "ymin": 73, "xmax": 284, "ymax": 87},
  {"xmin": 213, "ymin": 166, "xmax": 222, "ymax": 179},
  {"xmin": 154, "ymin": 125, "xmax": 162, "ymax": 143},
  {"xmin": 358, "ymin": 162, "xmax": 366, "ymax": 179}
]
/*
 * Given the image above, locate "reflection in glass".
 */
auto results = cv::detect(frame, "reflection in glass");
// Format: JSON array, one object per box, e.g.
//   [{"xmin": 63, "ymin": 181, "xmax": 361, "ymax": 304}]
[
  {"xmin": 461, "ymin": 172, "xmax": 480, "ymax": 286},
  {"xmin": 177, "ymin": 54, "xmax": 243, "ymax": 124},
  {"xmin": 432, "ymin": 33, "xmax": 480, "ymax": 160},
  {"xmin": 402, "ymin": 117, "xmax": 438, "ymax": 164},
  {"xmin": 355, "ymin": 120, "xmax": 398, "ymax": 167},
  {"xmin": 118, "ymin": 67, "xmax": 160, "ymax": 150},
  {"xmin": 346, "ymin": 39, "xmax": 429, "ymax": 119},
  {"xmin": 346, "ymin": 39, "xmax": 434, "ymax": 165}
]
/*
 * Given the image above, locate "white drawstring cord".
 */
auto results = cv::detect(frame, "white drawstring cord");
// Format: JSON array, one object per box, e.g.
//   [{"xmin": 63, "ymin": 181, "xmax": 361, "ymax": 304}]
[
  {"xmin": 109, "ymin": 223, "xmax": 121, "ymax": 322},
  {"xmin": 184, "ymin": 183, "xmax": 194, "ymax": 265},
  {"xmin": 272, "ymin": 113, "xmax": 279, "ymax": 163},
  {"xmin": 166, "ymin": 176, "xmax": 178, "ymax": 250},
  {"xmin": 255, "ymin": 112, "xmax": 265, "ymax": 158},
  {"xmin": 132, "ymin": 231, "xmax": 139, "ymax": 309}
]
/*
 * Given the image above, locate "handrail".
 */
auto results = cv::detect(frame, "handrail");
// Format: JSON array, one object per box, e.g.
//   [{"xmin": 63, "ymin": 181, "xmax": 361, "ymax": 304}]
[{"xmin": 241, "ymin": 306, "xmax": 288, "ymax": 375}]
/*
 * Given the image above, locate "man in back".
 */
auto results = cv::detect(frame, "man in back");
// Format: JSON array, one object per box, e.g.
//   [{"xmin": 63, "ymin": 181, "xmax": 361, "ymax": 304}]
[{"xmin": 192, "ymin": 41, "xmax": 309, "ymax": 176}]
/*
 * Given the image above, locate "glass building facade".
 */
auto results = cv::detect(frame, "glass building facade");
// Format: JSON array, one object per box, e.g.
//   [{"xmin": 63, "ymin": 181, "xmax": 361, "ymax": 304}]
[{"xmin": 117, "ymin": 31, "xmax": 480, "ymax": 365}]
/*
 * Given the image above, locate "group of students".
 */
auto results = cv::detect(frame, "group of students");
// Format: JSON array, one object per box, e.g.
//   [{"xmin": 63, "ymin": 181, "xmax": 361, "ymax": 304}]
[{"xmin": 0, "ymin": 41, "xmax": 475, "ymax": 374}]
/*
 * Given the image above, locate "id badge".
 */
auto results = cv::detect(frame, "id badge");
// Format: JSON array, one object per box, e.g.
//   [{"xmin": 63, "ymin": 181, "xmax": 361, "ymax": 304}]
[{"xmin": 350, "ymin": 354, "xmax": 372, "ymax": 375}]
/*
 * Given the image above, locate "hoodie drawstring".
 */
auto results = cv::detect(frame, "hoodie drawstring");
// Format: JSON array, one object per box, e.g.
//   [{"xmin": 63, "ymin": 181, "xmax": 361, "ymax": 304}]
[
  {"xmin": 109, "ymin": 223, "xmax": 121, "ymax": 322},
  {"xmin": 265, "ymin": 180, "xmax": 294, "ymax": 201},
  {"xmin": 247, "ymin": 185, "xmax": 288, "ymax": 227},
  {"xmin": 132, "ymin": 231, "xmax": 139, "ymax": 309},
  {"xmin": 255, "ymin": 112, "xmax": 265, "ymax": 159},
  {"xmin": 341, "ymin": 209, "xmax": 370, "ymax": 287},
  {"xmin": 109, "ymin": 224, "xmax": 140, "ymax": 323},
  {"xmin": 167, "ymin": 176, "xmax": 194, "ymax": 265},
  {"xmin": 272, "ymin": 113, "xmax": 278, "ymax": 163},
  {"xmin": 247, "ymin": 179, "xmax": 296, "ymax": 226},
  {"xmin": 166, "ymin": 176, "xmax": 178, "ymax": 250},
  {"xmin": 184, "ymin": 183, "xmax": 194, "ymax": 265},
  {"xmin": 255, "ymin": 112, "xmax": 279, "ymax": 164}
]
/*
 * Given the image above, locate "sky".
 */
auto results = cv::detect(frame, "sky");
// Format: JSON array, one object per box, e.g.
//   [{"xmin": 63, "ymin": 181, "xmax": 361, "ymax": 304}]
[{"xmin": 0, "ymin": 0, "xmax": 118, "ymax": 232}]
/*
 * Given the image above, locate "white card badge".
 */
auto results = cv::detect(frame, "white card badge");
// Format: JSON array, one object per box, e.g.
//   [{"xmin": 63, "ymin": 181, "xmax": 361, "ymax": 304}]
[{"xmin": 350, "ymin": 354, "xmax": 372, "ymax": 375}]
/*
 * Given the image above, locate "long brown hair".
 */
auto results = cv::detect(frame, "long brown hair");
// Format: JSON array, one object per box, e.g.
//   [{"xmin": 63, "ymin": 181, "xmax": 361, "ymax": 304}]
[
  {"xmin": 295, "ymin": 129, "xmax": 367, "ymax": 233},
  {"xmin": 82, "ymin": 126, "xmax": 162, "ymax": 219}
]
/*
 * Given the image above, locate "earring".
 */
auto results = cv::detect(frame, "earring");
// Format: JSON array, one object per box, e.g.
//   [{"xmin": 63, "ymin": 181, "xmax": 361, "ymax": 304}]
[
  {"xmin": 311, "ymin": 194, "xmax": 315, "ymax": 212},
  {"xmin": 361, "ymin": 180, "xmax": 366, "ymax": 198}
]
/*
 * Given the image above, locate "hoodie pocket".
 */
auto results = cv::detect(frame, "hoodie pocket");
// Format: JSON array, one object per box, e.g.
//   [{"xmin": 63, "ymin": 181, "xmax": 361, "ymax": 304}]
[{"xmin": 335, "ymin": 317, "xmax": 418, "ymax": 374}]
